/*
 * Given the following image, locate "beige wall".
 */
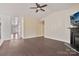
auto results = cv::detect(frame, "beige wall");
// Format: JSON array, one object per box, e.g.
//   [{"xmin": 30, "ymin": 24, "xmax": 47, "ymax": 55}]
[
  {"xmin": 23, "ymin": 16, "xmax": 44, "ymax": 38},
  {"xmin": 42, "ymin": 4, "xmax": 79, "ymax": 43}
]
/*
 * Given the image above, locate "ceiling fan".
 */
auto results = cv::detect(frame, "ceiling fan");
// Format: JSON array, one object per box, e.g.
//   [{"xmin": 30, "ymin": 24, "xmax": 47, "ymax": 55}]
[{"xmin": 30, "ymin": 3, "xmax": 47, "ymax": 13}]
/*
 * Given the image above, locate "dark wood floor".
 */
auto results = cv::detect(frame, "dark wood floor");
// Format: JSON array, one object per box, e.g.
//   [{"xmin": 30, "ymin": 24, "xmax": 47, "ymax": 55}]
[{"xmin": 0, "ymin": 37, "xmax": 79, "ymax": 56}]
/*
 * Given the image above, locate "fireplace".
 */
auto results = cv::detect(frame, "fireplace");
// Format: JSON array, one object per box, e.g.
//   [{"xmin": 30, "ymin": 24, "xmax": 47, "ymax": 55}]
[
  {"xmin": 70, "ymin": 27, "xmax": 79, "ymax": 51},
  {"xmin": 70, "ymin": 11, "xmax": 79, "ymax": 51}
]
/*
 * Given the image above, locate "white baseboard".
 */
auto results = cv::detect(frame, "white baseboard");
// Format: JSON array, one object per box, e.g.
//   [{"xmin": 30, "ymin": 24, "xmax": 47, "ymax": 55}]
[
  {"xmin": 0, "ymin": 35, "xmax": 44, "ymax": 41},
  {"xmin": 0, "ymin": 40, "xmax": 4, "ymax": 46},
  {"xmin": 23, "ymin": 35, "xmax": 43, "ymax": 39},
  {"xmin": 64, "ymin": 43, "xmax": 79, "ymax": 53},
  {"xmin": 45, "ymin": 36, "xmax": 70, "ymax": 43},
  {"xmin": 1, "ymin": 38, "xmax": 12, "ymax": 40}
]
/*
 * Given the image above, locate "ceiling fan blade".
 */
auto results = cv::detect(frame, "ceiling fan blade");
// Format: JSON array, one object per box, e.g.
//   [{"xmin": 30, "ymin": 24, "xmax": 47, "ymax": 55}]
[
  {"xmin": 41, "ymin": 4, "xmax": 47, "ymax": 7},
  {"xmin": 30, "ymin": 7, "xmax": 37, "ymax": 9},
  {"xmin": 36, "ymin": 3, "xmax": 40, "ymax": 7},
  {"xmin": 40, "ymin": 9, "xmax": 45, "ymax": 11},
  {"xmin": 36, "ymin": 10, "xmax": 38, "ymax": 12}
]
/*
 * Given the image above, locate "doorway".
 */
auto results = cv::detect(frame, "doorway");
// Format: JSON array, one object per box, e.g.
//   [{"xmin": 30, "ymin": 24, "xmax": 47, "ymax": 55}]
[{"xmin": 11, "ymin": 16, "xmax": 24, "ymax": 39}]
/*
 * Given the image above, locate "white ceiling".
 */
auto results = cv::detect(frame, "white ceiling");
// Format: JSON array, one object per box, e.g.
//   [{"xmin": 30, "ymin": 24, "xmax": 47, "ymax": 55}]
[{"xmin": 0, "ymin": 3, "xmax": 76, "ymax": 19}]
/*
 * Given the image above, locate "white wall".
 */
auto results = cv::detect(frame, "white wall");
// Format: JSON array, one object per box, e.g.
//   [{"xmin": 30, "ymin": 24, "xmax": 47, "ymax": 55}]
[
  {"xmin": 44, "ymin": 4, "xmax": 79, "ymax": 43},
  {"xmin": 1, "ymin": 4, "xmax": 79, "ymax": 41},
  {"xmin": 0, "ymin": 15, "xmax": 44, "ymax": 40},
  {"xmin": 1, "ymin": 15, "xmax": 11, "ymax": 40},
  {"xmin": 43, "ymin": 9, "xmax": 79, "ymax": 43},
  {"xmin": 0, "ymin": 15, "xmax": 24, "ymax": 40}
]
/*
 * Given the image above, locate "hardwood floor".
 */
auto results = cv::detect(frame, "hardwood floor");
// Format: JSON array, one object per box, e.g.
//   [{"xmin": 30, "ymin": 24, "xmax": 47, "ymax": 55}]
[{"xmin": 0, "ymin": 37, "xmax": 79, "ymax": 56}]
